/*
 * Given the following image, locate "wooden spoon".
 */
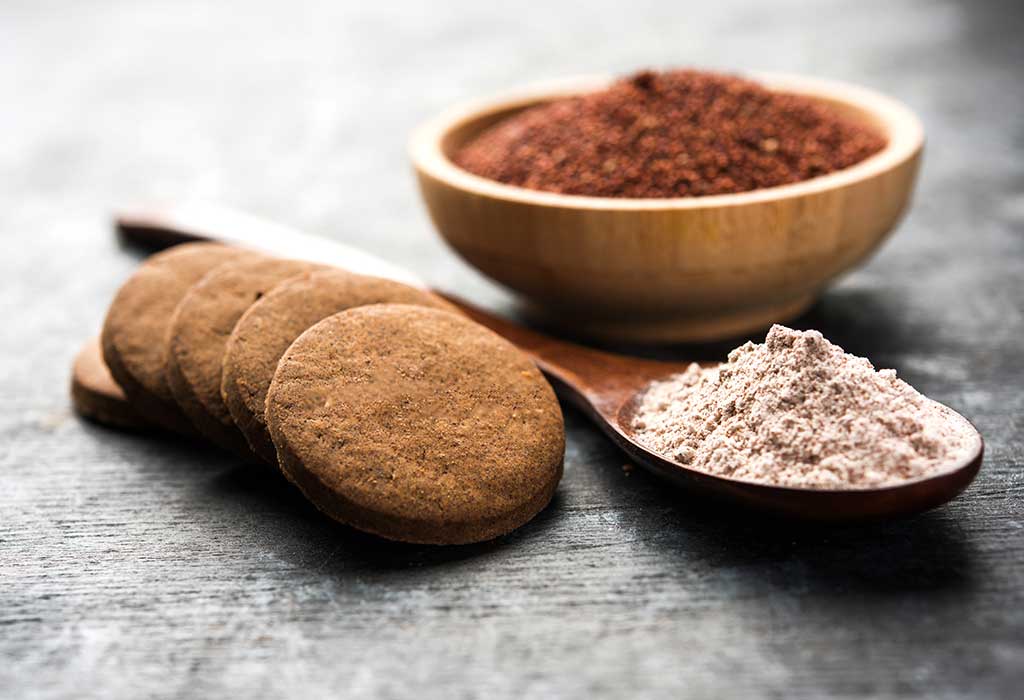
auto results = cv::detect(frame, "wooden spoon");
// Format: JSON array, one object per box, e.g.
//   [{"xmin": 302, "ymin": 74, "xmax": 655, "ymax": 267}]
[{"xmin": 115, "ymin": 203, "xmax": 984, "ymax": 521}]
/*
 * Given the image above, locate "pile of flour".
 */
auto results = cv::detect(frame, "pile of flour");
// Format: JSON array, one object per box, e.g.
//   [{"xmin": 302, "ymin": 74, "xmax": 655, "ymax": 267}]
[{"xmin": 632, "ymin": 325, "xmax": 977, "ymax": 489}]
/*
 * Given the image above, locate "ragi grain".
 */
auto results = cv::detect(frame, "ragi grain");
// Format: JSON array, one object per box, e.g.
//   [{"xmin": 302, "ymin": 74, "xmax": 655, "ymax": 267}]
[{"xmin": 455, "ymin": 69, "xmax": 886, "ymax": 198}]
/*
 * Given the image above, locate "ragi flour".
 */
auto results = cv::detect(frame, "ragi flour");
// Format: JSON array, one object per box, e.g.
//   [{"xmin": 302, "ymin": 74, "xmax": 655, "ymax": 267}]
[{"xmin": 632, "ymin": 325, "xmax": 977, "ymax": 489}]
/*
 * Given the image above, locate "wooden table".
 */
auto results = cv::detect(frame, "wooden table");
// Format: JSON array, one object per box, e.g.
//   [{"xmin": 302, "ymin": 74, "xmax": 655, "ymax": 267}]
[{"xmin": 2, "ymin": 1, "xmax": 1021, "ymax": 697}]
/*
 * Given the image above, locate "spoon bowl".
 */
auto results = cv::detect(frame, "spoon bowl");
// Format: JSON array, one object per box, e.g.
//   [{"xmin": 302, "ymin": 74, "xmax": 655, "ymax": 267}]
[
  {"xmin": 611, "ymin": 395, "xmax": 983, "ymax": 521},
  {"xmin": 410, "ymin": 73, "xmax": 925, "ymax": 343}
]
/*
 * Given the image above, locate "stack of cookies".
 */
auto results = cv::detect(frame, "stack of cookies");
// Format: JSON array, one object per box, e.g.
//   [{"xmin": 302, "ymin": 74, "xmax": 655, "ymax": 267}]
[{"xmin": 75, "ymin": 242, "xmax": 565, "ymax": 545}]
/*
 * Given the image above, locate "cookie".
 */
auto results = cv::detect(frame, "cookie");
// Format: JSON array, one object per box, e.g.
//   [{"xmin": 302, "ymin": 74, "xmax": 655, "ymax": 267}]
[
  {"xmin": 221, "ymin": 269, "xmax": 456, "ymax": 464},
  {"xmin": 166, "ymin": 257, "xmax": 323, "ymax": 457},
  {"xmin": 71, "ymin": 337, "xmax": 150, "ymax": 430},
  {"xmin": 101, "ymin": 242, "xmax": 255, "ymax": 433},
  {"xmin": 265, "ymin": 304, "xmax": 565, "ymax": 545}
]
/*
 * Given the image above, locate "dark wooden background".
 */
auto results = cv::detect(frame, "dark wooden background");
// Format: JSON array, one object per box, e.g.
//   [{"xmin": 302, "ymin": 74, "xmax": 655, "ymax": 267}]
[{"xmin": 2, "ymin": 1, "xmax": 1021, "ymax": 697}]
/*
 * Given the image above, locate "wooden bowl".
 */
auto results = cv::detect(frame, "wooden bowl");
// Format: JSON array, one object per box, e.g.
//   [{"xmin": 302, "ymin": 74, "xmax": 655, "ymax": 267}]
[{"xmin": 410, "ymin": 74, "xmax": 924, "ymax": 343}]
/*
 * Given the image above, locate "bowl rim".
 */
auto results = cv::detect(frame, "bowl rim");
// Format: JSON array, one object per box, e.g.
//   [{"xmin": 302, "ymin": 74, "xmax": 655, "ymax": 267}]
[{"xmin": 409, "ymin": 72, "xmax": 925, "ymax": 211}]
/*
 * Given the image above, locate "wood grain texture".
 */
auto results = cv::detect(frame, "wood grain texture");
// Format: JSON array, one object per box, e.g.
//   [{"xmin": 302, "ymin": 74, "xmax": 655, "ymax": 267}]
[
  {"xmin": 411, "ymin": 75, "xmax": 923, "ymax": 342},
  {"xmin": 1, "ymin": 1, "xmax": 1022, "ymax": 699}
]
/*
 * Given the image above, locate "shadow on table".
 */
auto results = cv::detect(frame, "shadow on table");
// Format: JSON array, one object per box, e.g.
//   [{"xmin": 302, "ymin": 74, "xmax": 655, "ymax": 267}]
[
  {"xmin": 96, "ymin": 424, "xmax": 550, "ymax": 572},
  {"xmin": 128, "ymin": 408, "xmax": 975, "ymax": 594},
  {"xmin": 654, "ymin": 491, "xmax": 971, "ymax": 595},
  {"xmin": 584, "ymin": 432, "xmax": 976, "ymax": 597},
  {"xmin": 792, "ymin": 286, "xmax": 920, "ymax": 360},
  {"xmin": 509, "ymin": 283, "xmax": 915, "ymax": 366},
  {"xmin": 206, "ymin": 458, "xmax": 565, "ymax": 572}
]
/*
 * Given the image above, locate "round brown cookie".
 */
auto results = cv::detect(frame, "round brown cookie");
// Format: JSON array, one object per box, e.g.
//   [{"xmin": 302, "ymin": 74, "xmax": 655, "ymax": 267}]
[
  {"xmin": 71, "ymin": 337, "xmax": 151, "ymax": 430},
  {"xmin": 101, "ymin": 242, "xmax": 258, "ymax": 434},
  {"xmin": 222, "ymin": 269, "xmax": 456, "ymax": 464},
  {"xmin": 166, "ymin": 257, "xmax": 324, "ymax": 457},
  {"xmin": 265, "ymin": 304, "xmax": 565, "ymax": 545}
]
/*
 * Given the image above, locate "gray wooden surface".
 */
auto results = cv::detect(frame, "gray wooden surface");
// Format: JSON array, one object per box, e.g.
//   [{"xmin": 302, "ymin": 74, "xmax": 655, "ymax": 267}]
[{"xmin": 2, "ymin": 1, "xmax": 1022, "ymax": 698}]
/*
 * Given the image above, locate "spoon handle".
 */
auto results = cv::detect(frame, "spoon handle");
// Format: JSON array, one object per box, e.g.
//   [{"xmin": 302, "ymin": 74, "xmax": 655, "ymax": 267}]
[
  {"xmin": 114, "ymin": 203, "xmax": 688, "ymax": 422},
  {"xmin": 439, "ymin": 296, "xmax": 688, "ymax": 419},
  {"xmin": 116, "ymin": 202, "xmax": 425, "ymax": 287}
]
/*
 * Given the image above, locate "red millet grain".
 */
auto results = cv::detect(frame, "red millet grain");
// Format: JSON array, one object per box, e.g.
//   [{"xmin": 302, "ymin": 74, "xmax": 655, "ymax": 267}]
[{"xmin": 454, "ymin": 69, "xmax": 887, "ymax": 198}]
